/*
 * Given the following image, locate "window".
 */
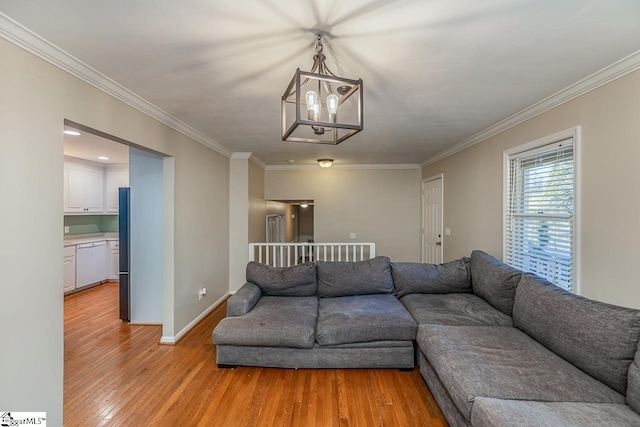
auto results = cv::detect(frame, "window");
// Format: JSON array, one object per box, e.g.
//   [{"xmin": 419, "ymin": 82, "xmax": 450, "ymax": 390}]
[{"xmin": 504, "ymin": 132, "xmax": 576, "ymax": 291}]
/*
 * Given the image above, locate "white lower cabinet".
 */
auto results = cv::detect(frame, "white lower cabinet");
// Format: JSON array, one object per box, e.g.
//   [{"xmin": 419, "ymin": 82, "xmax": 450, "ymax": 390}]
[
  {"xmin": 76, "ymin": 241, "xmax": 107, "ymax": 288},
  {"xmin": 63, "ymin": 246, "xmax": 76, "ymax": 293},
  {"xmin": 108, "ymin": 240, "xmax": 120, "ymax": 281}
]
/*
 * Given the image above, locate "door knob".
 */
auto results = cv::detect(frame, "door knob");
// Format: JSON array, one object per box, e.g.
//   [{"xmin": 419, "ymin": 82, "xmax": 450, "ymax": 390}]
[{"xmin": 435, "ymin": 242, "xmax": 442, "ymax": 246}]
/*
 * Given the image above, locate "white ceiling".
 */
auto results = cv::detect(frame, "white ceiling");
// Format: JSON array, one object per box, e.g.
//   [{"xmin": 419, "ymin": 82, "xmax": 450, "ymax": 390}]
[
  {"xmin": 64, "ymin": 125, "xmax": 129, "ymax": 164},
  {"xmin": 3, "ymin": 1, "xmax": 640, "ymax": 166}
]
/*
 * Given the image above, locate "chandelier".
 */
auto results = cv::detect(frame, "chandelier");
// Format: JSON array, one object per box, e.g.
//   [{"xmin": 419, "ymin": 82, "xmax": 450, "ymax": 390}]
[{"xmin": 281, "ymin": 35, "xmax": 363, "ymax": 145}]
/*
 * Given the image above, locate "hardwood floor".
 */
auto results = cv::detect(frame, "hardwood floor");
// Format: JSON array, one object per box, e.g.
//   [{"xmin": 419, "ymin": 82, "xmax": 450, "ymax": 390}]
[{"xmin": 64, "ymin": 283, "xmax": 448, "ymax": 426}]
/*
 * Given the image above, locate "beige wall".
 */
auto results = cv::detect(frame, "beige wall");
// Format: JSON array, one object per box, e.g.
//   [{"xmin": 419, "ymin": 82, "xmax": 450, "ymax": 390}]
[
  {"xmin": 422, "ymin": 69, "xmax": 640, "ymax": 309},
  {"xmin": 248, "ymin": 160, "xmax": 266, "ymax": 244},
  {"xmin": 0, "ymin": 39, "xmax": 230, "ymax": 424},
  {"xmin": 265, "ymin": 168, "xmax": 422, "ymax": 261},
  {"xmin": 229, "ymin": 157, "xmax": 249, "ymax": 291}
]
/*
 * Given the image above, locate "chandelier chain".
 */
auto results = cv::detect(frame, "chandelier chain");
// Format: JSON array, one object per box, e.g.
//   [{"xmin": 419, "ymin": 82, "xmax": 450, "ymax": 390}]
[{"xmin": 315, "ymin": 34, "xmax": 323, "ymax": 54}]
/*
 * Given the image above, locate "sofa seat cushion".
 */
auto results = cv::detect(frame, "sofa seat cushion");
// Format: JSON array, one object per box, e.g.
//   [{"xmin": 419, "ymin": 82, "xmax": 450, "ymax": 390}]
[
  {"xmin": 213, "ymin": 296, "xmax": 318, "ymax": 349},
  {"xmin": 316, "ymin": 294, "xmax": 417, "ymax": 346},
  {"xmin": 400, "ymin": 293, "xmax": 513, "ymax": 327},
  {"xmin": 471, "ymin": 397, "xmax": 640, "ymax": 427},
  {"xmin": 417, "ymin": 325, "xmax": 624, "ymax": 421},
  {"xmin": 514, "ymin": 273, "xmax": 640, "ymax": 395}
]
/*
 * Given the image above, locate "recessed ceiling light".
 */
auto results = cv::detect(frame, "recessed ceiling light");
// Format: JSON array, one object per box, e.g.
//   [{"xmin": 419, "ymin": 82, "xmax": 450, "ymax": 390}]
[
  {"xmin": 300, "ymin": 203, "xmax": 309, "ymax": 208},
  {"xmin": 98, "ymin": 156, "xmax": 109, "ymax": 160},
  {"xmin": 64, "ymin": 130, "xmax": 81, "ymax": 136}
]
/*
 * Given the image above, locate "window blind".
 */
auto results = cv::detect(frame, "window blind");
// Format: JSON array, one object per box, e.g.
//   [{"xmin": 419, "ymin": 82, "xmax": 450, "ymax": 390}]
[{"xmin": 505, "ymin": 138, "xmax": 574, "ymax": 291}]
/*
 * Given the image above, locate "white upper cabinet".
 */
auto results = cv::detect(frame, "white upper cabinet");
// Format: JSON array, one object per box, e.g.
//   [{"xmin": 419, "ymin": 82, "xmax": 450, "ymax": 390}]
[
  {"xmin": 105, "ymin": 165, "xmax": 129, "ymax": 214},
  {"xmin": 64, "ymin": 157, "xmax": 129, "ymax": 215},
  {"xmin": 64, "ymin": 158, "xmax": 104, "ymax": 213}
]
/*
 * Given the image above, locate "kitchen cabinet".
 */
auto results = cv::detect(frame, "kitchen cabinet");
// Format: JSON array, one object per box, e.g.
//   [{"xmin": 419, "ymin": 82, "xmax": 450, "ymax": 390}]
[
  {"xmin": 105, "ymin": 165, "xmax": 129, "ymax": 214},
  {"xmin": 64, "ymin": 158, "xmax": 104, "ymax": 213},
  {"xmin": 63, "ymin": 246, "xmax": 76, "ymax": 293},
  {"xmin": 107, "ymin": 240, "xmax": 120, "ymax": 281}
]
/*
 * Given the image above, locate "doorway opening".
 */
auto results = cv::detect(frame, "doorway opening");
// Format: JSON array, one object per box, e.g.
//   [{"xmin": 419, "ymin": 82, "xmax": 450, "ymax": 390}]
[
  {"xmin": 265, "ymin": 200, "xmax": 314, "ymax": 243},
  {"xmin": 62, "ymin": 119, "xmax": 173, "ymax": 326}
]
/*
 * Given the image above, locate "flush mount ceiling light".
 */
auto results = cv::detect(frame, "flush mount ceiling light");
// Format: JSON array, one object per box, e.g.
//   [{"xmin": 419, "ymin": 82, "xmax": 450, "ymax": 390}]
[
  {"xmin": 64, "ymin": 130, "xmax": 81, "ymax": 136},
  {"xmin": 97, "ymin": 156, "xmax": 109, "ymax": 160},
  {"xmin": 317, "ymin": 158, "xmax": 334, "ymax": 168},
  {"xmin": 300, "ymin": 202, "xmax": 309, "ymax": 208},
  {"xmin": 281, "ymin": 35, "xmax": 363, "ymax": 145}
]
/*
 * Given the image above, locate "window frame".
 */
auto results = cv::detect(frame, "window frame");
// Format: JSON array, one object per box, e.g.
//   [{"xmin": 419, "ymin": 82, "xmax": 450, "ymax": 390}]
[{"xmin": 503, "ymin": 127, "xmax": 580, "ymax": 292}]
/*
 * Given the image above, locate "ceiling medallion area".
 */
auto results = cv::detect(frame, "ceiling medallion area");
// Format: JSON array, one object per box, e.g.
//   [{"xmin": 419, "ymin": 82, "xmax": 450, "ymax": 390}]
[{"xmin": 281, "ymin": 35, "xmax": 363, "ymax": 145}]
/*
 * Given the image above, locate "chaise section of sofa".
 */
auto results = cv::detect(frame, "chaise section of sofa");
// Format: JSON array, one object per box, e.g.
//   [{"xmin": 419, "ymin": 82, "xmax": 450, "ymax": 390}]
[
  {"xmin": 418, "ymin": 324, "xmax": 625, "ymax": 422},
  {"xmin": 471, "ymin": 398, "xmax": 640, "ymax": 427},
  {"xmin": 412, "ymin": 250, "xmax": 640, "ymax": 426}
]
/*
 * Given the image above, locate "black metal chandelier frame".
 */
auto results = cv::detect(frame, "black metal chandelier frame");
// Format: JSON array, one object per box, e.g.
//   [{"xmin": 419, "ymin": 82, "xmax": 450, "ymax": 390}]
[{"xmin": 281, "ymin": 35, "xmax": 363, "ymax": 145}]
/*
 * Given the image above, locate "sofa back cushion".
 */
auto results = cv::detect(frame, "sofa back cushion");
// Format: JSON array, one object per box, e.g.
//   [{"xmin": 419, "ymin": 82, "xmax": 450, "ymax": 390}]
[
  {"xmin": 470, "ymin": 250, "xmax": 522, "ymax": 316},
  {"xmin": 627, "ymin": 346, "xmax": 640, "ymax": 413},
  {"xmin": 514, "ymin": 273, "xmax": 640, "ymax": 394},
  {"xmin": 246, "ymin": 261, "xmax": 317, "ymax": 296},
  {"xmin": 391, "ymin": 258, "xmax": 471, "ymax": 297},
  {"xmin": 317, "ymin": 256, "xmax": 393, "ymax": 297}
]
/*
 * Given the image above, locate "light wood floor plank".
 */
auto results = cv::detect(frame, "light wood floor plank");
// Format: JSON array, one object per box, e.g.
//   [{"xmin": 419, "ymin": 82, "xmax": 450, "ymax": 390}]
[{"xmin": 64, "ymin": 283, "xmax": 448, "ymax": 426}]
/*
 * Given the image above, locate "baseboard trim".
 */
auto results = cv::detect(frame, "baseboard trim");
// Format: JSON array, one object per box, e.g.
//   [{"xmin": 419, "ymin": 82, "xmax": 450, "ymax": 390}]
[{"xmin": 159, "ymin": 292, "xmax": 230, "ymax": 345}]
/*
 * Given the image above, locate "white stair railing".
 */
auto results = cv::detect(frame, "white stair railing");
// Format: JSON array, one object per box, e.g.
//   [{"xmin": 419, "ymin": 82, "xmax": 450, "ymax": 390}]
[{"xmin": 249, "ymin": 243, "xmax": 376, "ymax": 267}]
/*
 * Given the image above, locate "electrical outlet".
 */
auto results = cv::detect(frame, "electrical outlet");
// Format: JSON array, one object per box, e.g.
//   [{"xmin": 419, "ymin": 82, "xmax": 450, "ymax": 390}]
[
  {"xmin": 349, "ymin": 233, "xmax": 356, "ymax": 239},
  {"xmin": 64, "ymin": 226, "xmax": 70, "ymax": 234},
  {"xmin": 445, "ymin": 228, "xmax": 451, "ymax": 236},
  {"xmin": 198, "ymin": 288, "xmax": 207, "ymax": 301}
]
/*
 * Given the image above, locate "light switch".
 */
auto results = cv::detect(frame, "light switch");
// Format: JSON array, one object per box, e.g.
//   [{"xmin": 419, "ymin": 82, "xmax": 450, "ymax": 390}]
[
  {"xmin": 445, "ymin": 228, "xmax": 451, "ymax": 236},
  {"xmin": 349, "ymin": 233, "xmax": 356, "ymax": 239},
  {"xmin": 64, "ymin": 226, "xmax": 70, "ymax": 234}
]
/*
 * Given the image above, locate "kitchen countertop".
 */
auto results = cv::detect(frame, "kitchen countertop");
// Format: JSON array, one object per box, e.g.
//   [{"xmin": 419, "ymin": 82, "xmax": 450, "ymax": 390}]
[{"xmin": 64, "ymin": 233, "xmax": 119, "ymax": 247}]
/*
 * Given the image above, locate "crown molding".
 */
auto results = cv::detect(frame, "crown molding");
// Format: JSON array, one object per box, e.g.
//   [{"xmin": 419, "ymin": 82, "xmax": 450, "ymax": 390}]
[
  {"xmin": 0, "ymin": 12, "xmax": 232, "ymax": 158},
  {"xmin": 249, "ymin": 155, "xmax": 267, "ymax": 169},
  {"xmin": 265, "ymin": 163, "xmax": 421, "ymax": 171},
  {"xmin": 421, "ymin": 49, "xmax": 640, "ymax": 168},
  {"xmin": 230, "ymin": 152, "xmax": 267, "ymax": 168}
]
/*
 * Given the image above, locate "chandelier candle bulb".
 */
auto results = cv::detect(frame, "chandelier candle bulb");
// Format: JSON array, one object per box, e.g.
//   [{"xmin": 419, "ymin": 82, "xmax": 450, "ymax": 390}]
[
  {"xmin": 305, "ymin": 90, "xmax": 318, "ymax": 120},
  {"xmin": 327, "ymin": 94, "xmax": 339, "ymax": 122}
]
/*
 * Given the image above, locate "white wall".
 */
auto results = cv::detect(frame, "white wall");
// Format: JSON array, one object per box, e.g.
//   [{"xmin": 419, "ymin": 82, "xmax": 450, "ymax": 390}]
[
  {"xmin": 265, "ymin": 167, "xmax": 422, "ymax": 262},
  {"xmin": 129, "ymin": 147, "xmax": 164, "ymax": 323},
  {"xmin": 0, "ymin": 38, "xmax": 230, "ymax": 424},
  {"xmin": 422, "ymin": 69, "xmax": 640, "ymax": 309}
]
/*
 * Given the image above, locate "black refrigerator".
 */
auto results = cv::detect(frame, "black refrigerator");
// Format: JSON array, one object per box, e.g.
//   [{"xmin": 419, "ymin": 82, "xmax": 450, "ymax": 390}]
[{"xmin": 118, "ymin": 187, "xmax": 131, "ymax": 322}]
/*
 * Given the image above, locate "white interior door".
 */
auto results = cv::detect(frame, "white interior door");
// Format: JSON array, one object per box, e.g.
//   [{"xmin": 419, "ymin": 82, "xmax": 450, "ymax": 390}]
[{"xmin": 422, "ymin": 176, "xmax": 443, "ymax": 264}]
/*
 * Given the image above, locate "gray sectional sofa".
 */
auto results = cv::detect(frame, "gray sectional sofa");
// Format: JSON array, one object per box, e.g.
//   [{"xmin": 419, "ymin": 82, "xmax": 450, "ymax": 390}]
[{"xmin": 212, "ymin": 250, "xmax": 640, "ymax": 426}]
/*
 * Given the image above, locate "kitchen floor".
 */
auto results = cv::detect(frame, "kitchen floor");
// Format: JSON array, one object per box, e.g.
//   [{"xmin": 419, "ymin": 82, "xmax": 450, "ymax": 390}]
[{"xmin": 64, "ymin": 284, "xmax": 447, "ymax": 426}]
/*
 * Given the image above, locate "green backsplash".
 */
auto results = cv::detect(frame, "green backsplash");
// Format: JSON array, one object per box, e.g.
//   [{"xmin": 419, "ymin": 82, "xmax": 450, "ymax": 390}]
[{"xmin": 64, "ymin": 215, "xmax": 119, "ymax": 235}]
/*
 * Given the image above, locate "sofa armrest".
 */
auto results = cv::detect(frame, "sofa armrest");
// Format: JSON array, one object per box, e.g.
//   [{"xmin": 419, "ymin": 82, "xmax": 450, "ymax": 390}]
[{"xmin": 227, "ymin": 282, "xmax": 262, "ymax": 317}]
